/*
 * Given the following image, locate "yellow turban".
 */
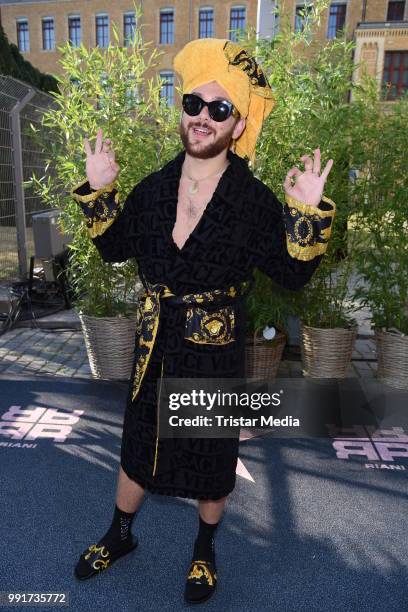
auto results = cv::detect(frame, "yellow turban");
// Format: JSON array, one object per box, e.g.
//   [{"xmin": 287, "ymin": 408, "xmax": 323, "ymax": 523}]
[{"xmin": 173, "ymin": 38, "xmax": 275, "ymax": 165}]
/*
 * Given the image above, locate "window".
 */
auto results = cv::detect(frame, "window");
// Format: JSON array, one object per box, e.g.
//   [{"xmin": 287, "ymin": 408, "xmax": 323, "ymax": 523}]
[
  {"xmin": 229, "ymin": 6, "xmax": 246, "ymax": 42},
  {"xmin": 124, "ymin": 12, "xmax": 136, "ymax": 46},
  {"xmin": 125, "ymin": 72, "xmax": 143, "ymax": 110},
  {"xmin": 96, "ymin": 72, "xmax": 112, "ymax": 110},
  {"xmin": 159, "ymin": 71, "xmax": 174, "ymax": 106},
  {"xmin": 125, "ymin": 84, "xmax": 140, "ymax": 107},
  {"xmin": 160, "ymin": 9, "xmax": 174, "ymax": 44},
  {"xmin": 382, "ymin": 51, "xmax": 408, "ymax": 100},
  {"xmin": 68, "ymin": 16, "xmax": 81, "ymax": 47},
  {"xmin": 295, "ymin": 3, "xmax": 313, "ymax": 33},
  {"xmin": 125, "ymin": 73, "xmax": 141, "ymax": 108},
  {"xmin": 271, "ymin": 1, "xmax": 280, "ymax": 37},
  {"xmin": 327, "ymin": 3, "xmax": 346, "ymax": 38},
  {"xmin": 199, "ymin": 7, "xmax": 214, "ymax": 38},
  {"xmin": 96, "ymin": 14, "xmax": 109, "ymax": 48},
  {"xmin": 16, "ymin": 19, "xmax": 29, "ymax": 52},
  {"xmin": 42, "ymin": 17, "xmax": 55, "ymax": 50},
  {"xmin": 387, "ymin": 1, "xmax": 405, "ymax": 20}
]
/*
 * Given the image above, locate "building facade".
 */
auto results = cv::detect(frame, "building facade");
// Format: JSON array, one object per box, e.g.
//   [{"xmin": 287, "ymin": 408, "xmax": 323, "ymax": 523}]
[
  {"xmin": 0, "ymin": 0, "xmax": 257, "ymax": 105},
  {"xmin": 0, "ymin": 0, "xmax": 407, "ymax": 103},
  {"xmin": 258, "ymin": 0, "xmax": 408, "ymax": 101}
]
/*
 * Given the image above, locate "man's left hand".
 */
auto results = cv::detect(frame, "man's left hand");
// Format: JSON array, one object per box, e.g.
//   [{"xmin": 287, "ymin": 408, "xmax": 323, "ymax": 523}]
[{"xmin": 283, "ymin": 148, "xmax": 334, "ymax": 208}]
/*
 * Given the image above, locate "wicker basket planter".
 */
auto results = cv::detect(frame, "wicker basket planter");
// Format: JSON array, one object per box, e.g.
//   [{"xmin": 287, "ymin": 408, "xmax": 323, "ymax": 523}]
[
  {"xmin": 300, "ymin": 321, "xmax": 358, "ymax": 378},
  {"xmin": 79, "ymin": 312, "xmax": 138, "ymax": 380},
  {"xmin": 375, "ymin": 328, "xmax": 408, "ymax": 390},
  {"xmin": 245, "ymin": 329, "xmax": 287, "ymax": 380}
]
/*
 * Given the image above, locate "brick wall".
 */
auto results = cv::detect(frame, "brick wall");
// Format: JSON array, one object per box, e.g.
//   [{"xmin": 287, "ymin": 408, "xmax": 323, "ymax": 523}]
[{"xmin": 1, "ymin": 0, "xmax": 407, "ymax": 101}]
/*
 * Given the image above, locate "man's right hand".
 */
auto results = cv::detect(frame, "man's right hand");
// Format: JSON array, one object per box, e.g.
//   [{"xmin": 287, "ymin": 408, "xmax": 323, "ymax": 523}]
[{"xmin": 83, "ymin": 127, "xmax": 120, "ymax": 190}]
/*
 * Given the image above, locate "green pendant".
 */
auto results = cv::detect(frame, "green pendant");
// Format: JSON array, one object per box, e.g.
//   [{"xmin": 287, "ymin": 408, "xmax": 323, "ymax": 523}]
[{"xmin": 188, "ymin": 181, "xmax": 199, "ymax": 195}]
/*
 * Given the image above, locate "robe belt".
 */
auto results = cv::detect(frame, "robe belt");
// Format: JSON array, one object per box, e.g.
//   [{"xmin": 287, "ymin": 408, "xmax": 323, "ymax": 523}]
[{"xmin": 131, "ymin": 278, "xmax": 253, "ymax": 402}]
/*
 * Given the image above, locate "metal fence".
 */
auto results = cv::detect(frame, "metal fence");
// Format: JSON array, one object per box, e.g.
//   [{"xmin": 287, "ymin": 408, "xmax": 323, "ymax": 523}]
[{"xmin": 0, "ymin": 75, "xmax": 58, "ymax": 281}]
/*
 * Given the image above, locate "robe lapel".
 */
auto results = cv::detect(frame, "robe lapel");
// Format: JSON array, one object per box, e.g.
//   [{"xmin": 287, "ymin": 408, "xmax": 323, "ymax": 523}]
[
  {"xmin": 154, "ymin": 150, "xmax": 185, "ymax": 254},
  {"xmin": 154, "ymin": 148, "xmax": 252, "ymax": 260}
]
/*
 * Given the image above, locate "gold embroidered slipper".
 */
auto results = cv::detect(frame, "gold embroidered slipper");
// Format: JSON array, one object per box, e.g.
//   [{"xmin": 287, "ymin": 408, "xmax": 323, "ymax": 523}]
[
  {"xmin": 74, "ymin": 536, "xmax": 138, "ymax": 580},
  {"xmin": 184, "ymin": 558, "xmax": 217, "ymax": 604}
]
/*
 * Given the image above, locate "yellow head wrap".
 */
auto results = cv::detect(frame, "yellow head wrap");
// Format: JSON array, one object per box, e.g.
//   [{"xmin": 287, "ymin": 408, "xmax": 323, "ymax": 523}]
[{"xmin": 173, "ymin": 38, "xmax": 275, "ymax": 165}]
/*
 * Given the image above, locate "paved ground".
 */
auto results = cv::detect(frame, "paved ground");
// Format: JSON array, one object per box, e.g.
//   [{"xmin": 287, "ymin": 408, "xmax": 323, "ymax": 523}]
[
  {"xmin": 0, "ymin": 327, "xmax": 92, "ymax": 378},
  {"xmin": 0, "ymin": 311, "xmax": 378, "ymax": 380},
  {"xmin": 0, "ymin": 267, "xmax": 378, "ymax": 381}
]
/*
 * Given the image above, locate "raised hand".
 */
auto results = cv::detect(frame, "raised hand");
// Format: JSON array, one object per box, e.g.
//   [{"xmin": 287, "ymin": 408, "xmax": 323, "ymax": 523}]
[
  {"xmin": 283, "ymin": 148, "xmax": 333, "ymax": 207},
  {"xmin": 83, "ymin": 127, "xmax": 120, "ymax": 190}
]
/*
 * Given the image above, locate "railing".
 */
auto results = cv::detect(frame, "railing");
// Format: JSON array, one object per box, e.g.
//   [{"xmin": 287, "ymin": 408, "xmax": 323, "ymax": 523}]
[
  {"xmin": 355, "ymin": 21, "xmax": 408, "ymax": 29},
  {"xmin": 0, "ymin": 75, "xmax": 58, "ymax": 281}
]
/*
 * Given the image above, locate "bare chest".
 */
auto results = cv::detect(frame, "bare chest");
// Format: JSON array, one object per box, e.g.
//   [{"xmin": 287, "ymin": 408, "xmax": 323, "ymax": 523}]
[{"xmin": 171, "ymin": 179, "xmax": 219, "ymax": 250}]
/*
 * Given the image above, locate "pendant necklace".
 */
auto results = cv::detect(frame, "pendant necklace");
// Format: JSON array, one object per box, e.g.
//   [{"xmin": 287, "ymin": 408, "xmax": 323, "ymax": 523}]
[
  {"xmin": 184, "ymin": 161, "xmax": 229, "ymax": 195},
  {"xmin": 182, "ymin": 161, "xmax": 229, "ymax": 219}
]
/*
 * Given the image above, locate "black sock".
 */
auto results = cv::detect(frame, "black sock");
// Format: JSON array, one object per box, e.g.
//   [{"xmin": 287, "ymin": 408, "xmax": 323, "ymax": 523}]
[
  {"xmin": 99, "ymin": 504, "xmax": 136, "ymax": 552},
  {"xmin": 193, "ymin": 515, "xmax": 219, "ymax": 562}
]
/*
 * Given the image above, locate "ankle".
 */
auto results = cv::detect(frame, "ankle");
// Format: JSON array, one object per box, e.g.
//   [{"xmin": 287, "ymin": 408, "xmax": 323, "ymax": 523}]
[
  {"xmin": 100, "ymin": 503, "xmax": 137, "ymax": 548},
  {"xmin": 193, "ymin": 534, "xmax": 215, "ymax": 562},
  {"xmin": 116, "ymin": 502, "xmax": 138, "ymax": 515}
]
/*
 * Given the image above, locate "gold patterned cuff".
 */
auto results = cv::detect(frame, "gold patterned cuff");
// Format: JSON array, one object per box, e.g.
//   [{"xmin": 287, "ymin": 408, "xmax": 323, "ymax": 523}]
[
  {"xmin": 70, "ymin": 177, "xmax": 117, "ymax": 204},
  {"xmin": 283, "ymin": 193, "xmax": 336, "ymax": 261},
  {"xmin": 86, "ymin": 210, "xmax": 119, "ymax": 239},
  {"xmin": 284, "ymin": 193, "xmax": 336, "ymax": 216},
  {"xmin": 70, "ymin": 178, "xmax": 121, "ymax": 238}
]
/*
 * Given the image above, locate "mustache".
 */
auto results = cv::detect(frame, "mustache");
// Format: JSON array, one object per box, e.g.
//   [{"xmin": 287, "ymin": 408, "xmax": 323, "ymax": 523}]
[{"xmin": 189, "ymin": 123, "xmax": 214, "ymax": 133}]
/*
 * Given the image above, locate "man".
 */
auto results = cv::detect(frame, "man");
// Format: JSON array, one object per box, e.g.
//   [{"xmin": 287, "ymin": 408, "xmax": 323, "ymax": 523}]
[{"xmin": 71, "ymin": 38, "xmax": 336, "ymax": 604}]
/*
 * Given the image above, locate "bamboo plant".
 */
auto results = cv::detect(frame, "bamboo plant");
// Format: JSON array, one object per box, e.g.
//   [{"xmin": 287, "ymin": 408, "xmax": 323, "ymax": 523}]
[
  {"xmin": 242, "ymin": 0, "xmax": 392, "ymax": 333},
  {"xmin": 351, "ymin": 90, "xmax": 408, "ymax": 335},
  {"xmin": 27, "ymin": 2, "xmax": 180, "ymax": 317}
]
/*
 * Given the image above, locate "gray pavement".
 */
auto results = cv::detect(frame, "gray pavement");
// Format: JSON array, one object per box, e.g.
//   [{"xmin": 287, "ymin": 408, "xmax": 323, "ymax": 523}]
[
  {"xmin": 0, "ymin": 307, "xmax": 378, "ymax": 380},
  {"xmin": 0, "ymin": 265, "xmax": 379, "ymax": 380},
  {"xmin": 0, "ymin": 326, "xmax": 92, "ymax": 378}
]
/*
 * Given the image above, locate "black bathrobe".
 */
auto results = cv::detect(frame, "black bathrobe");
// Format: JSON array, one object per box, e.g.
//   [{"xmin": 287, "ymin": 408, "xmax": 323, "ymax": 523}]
[{"xmin": 71, "ymin": 147, "xmax": 336, "ymax": 500}]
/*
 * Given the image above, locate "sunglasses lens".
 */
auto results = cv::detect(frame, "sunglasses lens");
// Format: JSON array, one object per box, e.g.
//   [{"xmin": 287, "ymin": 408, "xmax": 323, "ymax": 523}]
[
  {"xmin": 183, "ymin": 94, "xmax": 202, "ymax": 116},
  {"xmin": 210, "ymin": 102, "xmax": 232, "ymax": 122},
  {"xmin": 182, "ymin": 94, "xmax": 237, "ymax": 122}
]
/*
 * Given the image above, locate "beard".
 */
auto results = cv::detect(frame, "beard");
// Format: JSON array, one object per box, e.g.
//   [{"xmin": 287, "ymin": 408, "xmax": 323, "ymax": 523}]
[{"xmin": 179, "ymin": 119, "xmax": 236, "ymax": 159}]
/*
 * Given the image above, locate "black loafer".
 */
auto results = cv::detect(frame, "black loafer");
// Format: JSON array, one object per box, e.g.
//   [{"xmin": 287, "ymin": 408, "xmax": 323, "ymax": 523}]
[
  {"xmin": 74, "ymin": 536, "xmax": 138, "ymax": 580},
  {"xmin": 184, "ymin": 558, "xmax": 217, "ymax": 604}
]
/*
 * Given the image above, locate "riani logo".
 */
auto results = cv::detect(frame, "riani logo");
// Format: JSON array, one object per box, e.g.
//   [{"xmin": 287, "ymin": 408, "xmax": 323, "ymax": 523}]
[
  {"xmin": 328, "ymin": 425, "xmax": 408, "ymax": 471},
  {"xmin": 0, "ymin": 405, "xmax": 84, "ymax": 449}
]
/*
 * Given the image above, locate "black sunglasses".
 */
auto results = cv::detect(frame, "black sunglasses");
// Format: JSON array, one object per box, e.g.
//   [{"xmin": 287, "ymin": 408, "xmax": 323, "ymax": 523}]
[{"xmin": 182, "ymin": 93, "xmax": 240, "ymax": 122}]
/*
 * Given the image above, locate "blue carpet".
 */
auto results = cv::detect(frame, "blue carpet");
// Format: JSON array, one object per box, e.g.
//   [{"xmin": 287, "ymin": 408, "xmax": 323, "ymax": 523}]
[{"xmin": 0, "ymin": 373, "xmax": 407, "ymax": 612}]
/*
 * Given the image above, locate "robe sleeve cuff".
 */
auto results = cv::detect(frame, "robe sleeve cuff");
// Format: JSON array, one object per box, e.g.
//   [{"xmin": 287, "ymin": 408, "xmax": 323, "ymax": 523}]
[
  {"xmin": 70, "ymin": 178, "xmax": 121, "ymax": 239},
  {"xmin": 283, "ymin": 193, "xmax": 336, "ymax": 261}
]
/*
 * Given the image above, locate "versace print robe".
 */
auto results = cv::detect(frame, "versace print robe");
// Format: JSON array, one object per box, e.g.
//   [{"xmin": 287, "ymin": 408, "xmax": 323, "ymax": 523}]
[{"xmin": 71, "ymin": 148, "xmax": 336, "ymax": 500}]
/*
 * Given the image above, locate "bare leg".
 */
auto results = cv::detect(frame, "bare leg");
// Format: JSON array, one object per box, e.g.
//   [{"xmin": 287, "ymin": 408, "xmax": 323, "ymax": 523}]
[
  {"xmin": 115, "ymin": 465, "xmax": 146, "ymax": 513},
  {"xmin": 198, "ymin": 495, "xmax": 228, "ymax": 523}
]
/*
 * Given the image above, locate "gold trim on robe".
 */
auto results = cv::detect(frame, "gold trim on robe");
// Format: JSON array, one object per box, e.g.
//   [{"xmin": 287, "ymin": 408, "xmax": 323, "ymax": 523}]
[
  {"xmin": 153, "ymin": 355, "xmax": 165, "ymax": 477},
  {"xmin": 131, "ymin": 279, "xmax": 252, "ymax": 403},
  {"xmin": 184, "ymin": 305, "xmax": 235, "ymax": 344},
  {"xmin": 132, "ymin": 283, "xmax": 175, "ymax": 402},
  {"xmin": 134, "ymin": 278, "xmax": 252, "ymax": 478},
  {"xmin": 283, "ymin": 193, "xmax": 336, "ymax": 261},
  {"xmin": 70, "ymin": 178, "xmax": 120, "ymax": 238}
]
